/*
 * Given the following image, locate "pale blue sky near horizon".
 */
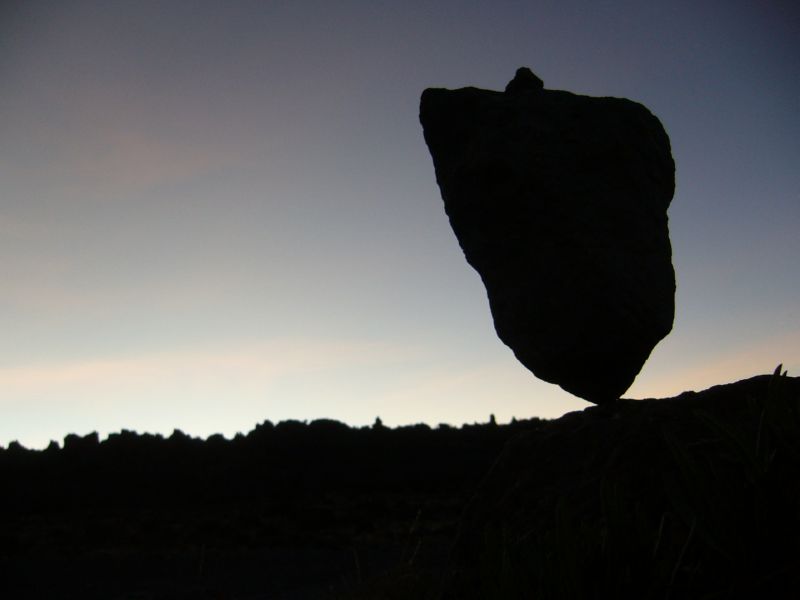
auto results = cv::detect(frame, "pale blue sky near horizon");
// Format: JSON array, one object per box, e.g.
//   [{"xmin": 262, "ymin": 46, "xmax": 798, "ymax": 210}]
[{"xmin": 1, "ymin": 1, "xmax": 798, "ymax": 448}]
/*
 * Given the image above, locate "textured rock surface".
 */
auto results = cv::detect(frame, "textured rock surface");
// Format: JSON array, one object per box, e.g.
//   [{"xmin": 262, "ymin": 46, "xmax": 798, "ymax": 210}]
[
  {"xmin": 441, "ymin": 373, "xmax": 800, "ymax": 598},
  {"xmin": 420, "ymin": 68, "xmax": 675, "ymax": 403}
]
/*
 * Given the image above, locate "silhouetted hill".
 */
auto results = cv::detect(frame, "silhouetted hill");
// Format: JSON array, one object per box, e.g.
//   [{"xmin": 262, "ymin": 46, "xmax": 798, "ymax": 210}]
[
  {"xmin": 1, "ymin": 417, "xmax": 537, "ymax": 511},
  {"xmin": 0, "ymin": 415, "xmax": 541, "ymax": 598},
  {"xmin": 2, "ymin": 371, "xmax": 799, "ymax": 599},
  {"xmin": 440, "ymin": 370, "xmax": 800, "ymax": 599}
]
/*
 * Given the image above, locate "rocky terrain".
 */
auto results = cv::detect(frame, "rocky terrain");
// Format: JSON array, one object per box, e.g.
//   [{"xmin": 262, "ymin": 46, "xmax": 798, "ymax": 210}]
[
  {"xmin": 0, "ymin": 414, "xmax": 532, "ymax": 598},
  {"xmin": 441, "ymin": 369, "xmax": 800, "ymax": 599},
  {"xmin": 2, "ymin": 370, "xmax": 798, "ymax": 599}
]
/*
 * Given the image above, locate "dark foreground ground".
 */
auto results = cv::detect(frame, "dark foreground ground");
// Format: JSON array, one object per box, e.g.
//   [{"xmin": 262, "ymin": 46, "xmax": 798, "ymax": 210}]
[
  {"xmin": 2, "ymin": 369, "xmax": 799, "ymax": 599},
  {"xmin": 1, "ymin": 413, "xmax": 528, "ymax": 599}
]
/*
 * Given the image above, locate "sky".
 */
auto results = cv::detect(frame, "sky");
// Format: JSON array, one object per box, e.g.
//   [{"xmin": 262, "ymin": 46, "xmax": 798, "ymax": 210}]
[{"xmin": 1, "ymin": 1, "xmax": 798, "ymax": 448}]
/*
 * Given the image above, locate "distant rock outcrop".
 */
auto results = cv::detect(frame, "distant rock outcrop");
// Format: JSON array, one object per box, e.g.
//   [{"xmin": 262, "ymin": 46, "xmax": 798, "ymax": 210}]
[{"xmin": 420, "ymin": 68, "xmax": 676, "ymax": 403}]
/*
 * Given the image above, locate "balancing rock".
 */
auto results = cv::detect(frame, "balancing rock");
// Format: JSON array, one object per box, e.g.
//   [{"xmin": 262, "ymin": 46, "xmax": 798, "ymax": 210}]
[{"xmin": 419, "ymin": 68, "xmax": 675, "ymax": 403}]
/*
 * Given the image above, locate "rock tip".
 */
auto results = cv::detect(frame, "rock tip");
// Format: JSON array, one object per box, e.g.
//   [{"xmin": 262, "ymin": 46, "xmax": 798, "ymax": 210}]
[{"xmin": 504, "ymin": 67, "xmax": 544, "ymax": 94}]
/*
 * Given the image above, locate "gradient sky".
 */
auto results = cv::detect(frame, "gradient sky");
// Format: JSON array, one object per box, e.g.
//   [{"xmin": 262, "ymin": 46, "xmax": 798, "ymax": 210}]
[{"xmin": 1, "ymin": 1, "xmax": 798, "ymax": 448}]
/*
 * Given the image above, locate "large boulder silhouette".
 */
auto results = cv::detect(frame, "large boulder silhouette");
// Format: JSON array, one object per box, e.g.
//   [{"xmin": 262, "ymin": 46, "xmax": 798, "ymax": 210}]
[{"xmin": 420, "ymin": 68, "xmax": 675, "ymax": 403}]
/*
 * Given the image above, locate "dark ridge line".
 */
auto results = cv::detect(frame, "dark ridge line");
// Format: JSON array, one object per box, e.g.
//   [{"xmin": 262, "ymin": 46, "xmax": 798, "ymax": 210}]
[{"xmin": 0, "ymin": 414, "xmax": 545, "ymax": 453}]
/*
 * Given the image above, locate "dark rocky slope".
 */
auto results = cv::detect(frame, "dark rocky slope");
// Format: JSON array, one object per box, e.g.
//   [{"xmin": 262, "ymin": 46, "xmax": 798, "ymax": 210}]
[
  {"xmin": 0, "ymin": 417, "xmax": 533, "ymax": 599},
  {"xmin": 441, "ymin": 369, "xmax": 800, "ymax": 599},
  {"xmin": 2, "ymin": 371, "xmax": 797, "ymax": 599}
]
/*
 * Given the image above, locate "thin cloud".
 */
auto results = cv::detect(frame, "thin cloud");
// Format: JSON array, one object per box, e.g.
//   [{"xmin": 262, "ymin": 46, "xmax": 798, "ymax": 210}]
[
  {"xmin": 629, "ymin": 329, "xmax": 800, "ymax": 399},
  {"xmin": 373, "ymin": 360, "xmax": 585, "ymax": 426},
  {"xmin": 0, "ymin": 338, "xmax": 411, "ymax": 395},
  {"xmin": 56, "ymin": 128, "xmax": 239, "ymax": 195},
  {"xmin": 0, "ymin": 337, "xmax": 419, "ymax": 447}
]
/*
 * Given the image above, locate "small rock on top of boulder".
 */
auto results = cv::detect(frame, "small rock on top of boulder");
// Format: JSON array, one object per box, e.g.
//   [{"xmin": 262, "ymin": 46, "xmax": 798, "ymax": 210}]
[{"xmin": 419, "ymin": 68, "xmax": 675, "ymax": 404}]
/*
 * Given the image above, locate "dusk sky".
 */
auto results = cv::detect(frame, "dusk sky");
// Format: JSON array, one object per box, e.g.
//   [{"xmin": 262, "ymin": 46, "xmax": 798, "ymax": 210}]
[{"xmin": 2, "ymin": 1, "xmax": 798, "ymax": 448}]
